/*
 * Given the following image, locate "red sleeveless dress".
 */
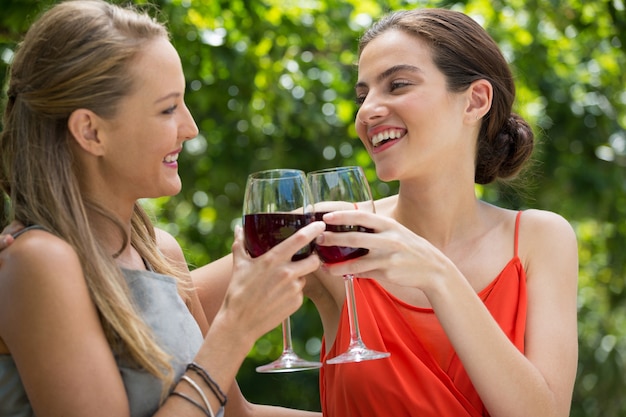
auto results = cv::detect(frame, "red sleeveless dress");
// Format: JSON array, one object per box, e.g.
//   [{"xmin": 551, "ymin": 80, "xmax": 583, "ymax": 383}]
[{"xmin": 320, "ymin": 211, "xmax": 527, "ymax": 417}]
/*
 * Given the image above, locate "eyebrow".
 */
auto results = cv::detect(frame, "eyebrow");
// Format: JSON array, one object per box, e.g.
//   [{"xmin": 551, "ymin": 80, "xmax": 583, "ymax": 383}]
[
  {"xmin": 154, "ymin": 92, "xmax": 182, "ymax": 104},
  {"xmin": 355, "ymin": 64, "xmax": 424, "ymax": 89}
]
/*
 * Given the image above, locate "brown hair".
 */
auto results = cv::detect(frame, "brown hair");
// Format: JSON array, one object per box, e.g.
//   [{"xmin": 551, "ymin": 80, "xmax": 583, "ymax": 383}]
[
  {"xmin": 1, "ymin": 0, "xmax": 185, "ymax": 388},
  {"xmin": 359, "ymin": 8, "xmax": 534, "ymax": 184}
]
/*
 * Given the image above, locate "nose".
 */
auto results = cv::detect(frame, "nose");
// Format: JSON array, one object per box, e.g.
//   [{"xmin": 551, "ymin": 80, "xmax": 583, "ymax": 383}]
[
  {"xmin": 180, "ymin": 104, "xmax": 199, "ymax": 141},
  {"xmin": 356, "ymin": 93, "xmax": 389, "ymax": 126}
]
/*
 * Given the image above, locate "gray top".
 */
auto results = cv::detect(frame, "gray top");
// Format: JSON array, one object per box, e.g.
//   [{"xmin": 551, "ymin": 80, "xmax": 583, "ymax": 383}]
[{"xmin": 0, "ymin": 266, "xmax": 205, "ymax": 417}]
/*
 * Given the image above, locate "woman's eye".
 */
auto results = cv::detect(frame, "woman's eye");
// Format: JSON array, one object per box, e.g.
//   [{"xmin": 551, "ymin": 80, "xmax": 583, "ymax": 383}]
[
  {"xmin": 163, "ymin": 105, "xmax": 177, "ymax": 115},
  {"xmin": 355, "ymin": 94, "xmax": 366, "ymax": 105},
  {"xmin": 390, "ymin": 80, "xmax": 411, "ymax": 91}
]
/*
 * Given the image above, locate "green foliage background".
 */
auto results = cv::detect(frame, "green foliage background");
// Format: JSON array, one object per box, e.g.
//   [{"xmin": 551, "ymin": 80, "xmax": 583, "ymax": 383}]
[{"xmin": 1, "ymin": 0, "xmax": 625, "ymax": 415}]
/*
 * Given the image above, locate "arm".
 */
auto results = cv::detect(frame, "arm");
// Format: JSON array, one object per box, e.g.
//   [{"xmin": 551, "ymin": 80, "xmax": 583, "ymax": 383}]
[
  {"xmin": 428, "ymin": 210, "xmax": 578, "ymax": 417},
  {"xmin": 177, "ymin": 223, "xmax": 325, "ymax": 417},
  {"xmin": 0, "ymin": 230, "xmax": 131, "ymax": 416},
  {"xmin": 188, "ymin": 237, "xmax": 324, "ymax": 417},
  {"xmin": 191, "ymin": 253, "xmax": 333, "ymax": 327},
  {"xmin": 191, "ymin": 254, "xmax": 233, "ymax": 325},
  {"xmin": 160, "ymin": 230, "xmax": 320, "ymax": 417}
]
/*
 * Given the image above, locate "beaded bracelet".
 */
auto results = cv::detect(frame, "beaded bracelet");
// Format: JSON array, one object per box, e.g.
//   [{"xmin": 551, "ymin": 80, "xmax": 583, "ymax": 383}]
[
  {"xmin": 187, "ymin": 362, "xmax": 228, "ymax": 407},
  {"xmin": 181, "ymin": 375, "xmax": 215, "ymax": 417},
  {"xmin": 170, "ymin": 391, "xmax": 212, "ymax": 417}
]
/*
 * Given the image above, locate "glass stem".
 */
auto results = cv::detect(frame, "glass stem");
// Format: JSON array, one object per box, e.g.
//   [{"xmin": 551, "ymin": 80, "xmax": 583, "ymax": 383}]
[
  {"xmin": 281, "ymin": 317, "xmax": 295, "ymax": 354},
  {"xmin": 343, "ymin": 274, "xmax": 365, "ymax": 347}
]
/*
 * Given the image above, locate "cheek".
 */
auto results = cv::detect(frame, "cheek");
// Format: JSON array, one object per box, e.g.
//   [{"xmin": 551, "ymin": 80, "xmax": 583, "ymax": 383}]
[{"xmin": 355, "ymin": 121, "xmax": 369, "ymax": 145}]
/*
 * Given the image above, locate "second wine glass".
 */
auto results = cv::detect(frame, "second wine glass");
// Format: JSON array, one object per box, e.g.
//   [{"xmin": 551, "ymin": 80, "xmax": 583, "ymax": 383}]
[
  {"xmin": 243, "ymin": 168, "xmax": 322, "ymax": 373},
  {"xmin": 307, "ymin": 166, "xmax": 390, "ymax": 364}
]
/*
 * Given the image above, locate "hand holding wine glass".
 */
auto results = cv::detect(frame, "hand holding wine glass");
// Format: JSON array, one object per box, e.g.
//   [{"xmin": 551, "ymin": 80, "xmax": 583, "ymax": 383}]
[
  {"xmin": 242, "ymin": 168, "xmax": 323, "ymax": 373},
  {"xmin": 307, "ymin": 166, "xmax": 390, "ymax": 364}
]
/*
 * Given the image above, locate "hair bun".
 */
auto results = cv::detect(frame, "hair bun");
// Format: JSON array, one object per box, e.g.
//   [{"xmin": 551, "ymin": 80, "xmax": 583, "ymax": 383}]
[{"xmin": 475, "ymin": 113, "xmax": 534, "ymax": 184}]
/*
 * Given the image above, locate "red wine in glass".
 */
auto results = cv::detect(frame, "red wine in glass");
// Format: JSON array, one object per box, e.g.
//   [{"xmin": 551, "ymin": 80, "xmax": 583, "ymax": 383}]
[
  {"xmin": 307, "ymin": 166, "xmax": 390, "ymax": 365},
  {"xmin": 242, "ymin": 168, "xmax": 322, "ymax": 373},
  {"xmin": 244, "ymin": 212, "xmax": 313, "ymax": 261},
  {"xmin": 313, "ymin": 212, "xmax": 370, "ymax": 263}
]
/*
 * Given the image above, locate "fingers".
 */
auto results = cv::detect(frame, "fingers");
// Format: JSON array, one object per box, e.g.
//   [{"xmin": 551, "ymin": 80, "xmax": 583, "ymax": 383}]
[
  {"xmin": 0, "ymin": 234, "xmax": 15, "ymax": 250},
  {"xmin": 315, "ymin": 230, "xmax": 377, "ymax": 251},
  {"xmin": 314, "ymin": 211, "xmax": 400, "ymax": 279},
  {"xmin": 231, "ymin": 221, "xmax": 325, "ymax": 286},
  {"xmin": 259, "ymin": 221, "xmax": 324, "ymax": 279},
  {"xmin": 315, "ymin": 211, "xmax": 402, "ymax": 250},
  {"xmin": 2, "ymin": 220, "xmax": 25, "ymax": 236},
  {"xmin": 319, "ymin": 210, "xmax": 379, "ymax": 229},
  {"xmin": 272, "ymin": 221, "xmax": 326, "ymax": 261},
  {"xmin": 231, "ymin": 225, "xmax": 247, "ymax": 257},
  {"xmin": 0, "ymin": 220, "xmax": 22, "ymax": 251},
  {"xmin": 233, "ymin": 221, "xmax": 326, "ymax": 262},
  {"xmin": 226, "ymin": 222, "xmax": 325, "ymax": 339},
  {"xmin": 321, "ymin": 257, "xmax": 377, "ymax": 280}
]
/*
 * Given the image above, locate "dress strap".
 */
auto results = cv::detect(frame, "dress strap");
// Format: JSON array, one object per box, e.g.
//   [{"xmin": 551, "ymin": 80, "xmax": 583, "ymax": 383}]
[
  {"xmin": 142, "ymin": 257, "xmax": 155, "ymax": 272},
  {"xmin": 514, "ymin": 211, "xmax": 523, "ymax": 258},
  {"xmin": 12, "ymin": 224, "xmax": 47, "ymax": 239}
]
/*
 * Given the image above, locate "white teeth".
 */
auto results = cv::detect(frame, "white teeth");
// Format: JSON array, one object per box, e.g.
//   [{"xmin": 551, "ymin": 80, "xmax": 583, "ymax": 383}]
[
  {"xmin": 164, "ymin": 153, "xmax": 179, "ymax": 163},
  {"xmin": 371, "ymin": 129, "xmax": 404, "ymax": 146}
]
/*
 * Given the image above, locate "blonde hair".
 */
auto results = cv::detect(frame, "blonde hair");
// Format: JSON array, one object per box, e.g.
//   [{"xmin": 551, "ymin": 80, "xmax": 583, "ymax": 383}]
[{"xmin": 1, "ymin": 0, "xmax": 189, "ymax": 389}]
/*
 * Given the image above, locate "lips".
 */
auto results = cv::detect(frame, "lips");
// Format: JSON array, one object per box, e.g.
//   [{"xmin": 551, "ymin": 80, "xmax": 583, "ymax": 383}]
[
  {"xmin": 371, "ymin": 128, "xmax": 406, "ymax": 147},
  {"xmin": 164, "ymin": 153, "xmax": 179, "ymax": 163},
  {"xmin": 164, "ymin": 147, "xmax": 182, "ymax": 164}
]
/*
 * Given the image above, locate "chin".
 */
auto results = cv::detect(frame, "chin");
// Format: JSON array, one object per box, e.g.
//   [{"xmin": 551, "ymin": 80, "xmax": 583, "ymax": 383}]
[
  {"xmin": 148, "ymin": 185, "xmax": 182, "ymax": 199},
  {"xmin": 374, "ymin": 164, "xmax": 401, "ymax": 183},
  {"xmin": 165, "ymin": 187, "xmax": 182, "ymax": 197},
  {"xmin": 164, "ymin": 179, "xmax": 183, "ymax": 196}
]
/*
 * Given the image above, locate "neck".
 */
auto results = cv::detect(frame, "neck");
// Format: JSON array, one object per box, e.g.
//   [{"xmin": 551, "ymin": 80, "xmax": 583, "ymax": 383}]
[
  {"xmin": 86, "ymin": 202, "xmax": 135, "ymax": 265},
  {"xmin": 393, "ymin": 178, "xmax": 485, "ymax": 250}
]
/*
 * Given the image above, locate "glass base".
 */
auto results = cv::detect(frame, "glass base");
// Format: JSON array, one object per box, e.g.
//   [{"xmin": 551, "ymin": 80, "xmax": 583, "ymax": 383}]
[
  {"xmin": 326, "ymin": 341, "xmax": 390, "ymax": 365},
  {"xmin": 256, "ymin": 351, "xmax": 323, "ymax": 373}
]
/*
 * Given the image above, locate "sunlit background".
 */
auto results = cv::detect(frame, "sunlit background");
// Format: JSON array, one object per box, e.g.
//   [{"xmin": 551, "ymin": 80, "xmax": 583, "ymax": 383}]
[{"xmin": 1, "ymin": 0, "xmax": 625, "ymax": 415}]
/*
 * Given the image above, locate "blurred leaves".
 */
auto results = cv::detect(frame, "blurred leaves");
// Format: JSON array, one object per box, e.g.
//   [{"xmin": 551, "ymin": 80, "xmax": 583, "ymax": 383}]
[{"xmin": 1, "ymin": 0, "xmax": 625, "ymax": 414}]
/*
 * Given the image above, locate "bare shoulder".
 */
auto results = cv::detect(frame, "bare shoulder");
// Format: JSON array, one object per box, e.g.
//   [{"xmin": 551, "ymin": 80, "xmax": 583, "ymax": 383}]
[
  {"xmin": 518, "ymin": 209, "xmax": 578, "ymax": 276},
  {"xmin": 0, "ymin": 229, "xmax": 83, "ymax": 305},
  {"xmin": 0, "ymin": 229, "xmax": 128, "ymax": 412},
  {"xmin": 0, "ymin": 229, "xmax": 86, "ymax": 352},
  {"xmin": 519, "ymin": 209, "xmax": 577, "ymax": 245},
  {"xmin": 0, "ymin": 229, "xmax": 80, "ymax": 280},
  {"xmin": 154, "ymin": 227, "xmax": 186, "ymax": 265}
]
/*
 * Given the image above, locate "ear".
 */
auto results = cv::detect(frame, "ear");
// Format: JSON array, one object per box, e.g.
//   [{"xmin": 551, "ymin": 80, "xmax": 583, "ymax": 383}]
[
  {"xmin": 466, "ymin": 79, "xmax": 493, "ymax": 122},
  {"xmin": 67, "ymin": 109, "xmax": 105, "ymax": 156}
]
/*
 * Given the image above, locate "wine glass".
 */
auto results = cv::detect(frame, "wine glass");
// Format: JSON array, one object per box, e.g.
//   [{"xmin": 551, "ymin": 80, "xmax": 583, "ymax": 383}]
[
  {"xmin": 242, "ymin": 168, "xmax": 322, "ymax": 373},
  {"xmin": 307, "ymin": 166, "xmax": 390, "ymax": 364}
]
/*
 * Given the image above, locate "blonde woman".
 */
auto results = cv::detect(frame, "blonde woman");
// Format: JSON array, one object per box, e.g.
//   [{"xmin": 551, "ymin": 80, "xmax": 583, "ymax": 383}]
[{"xmin": 0, "ymin": 1, "xmax": 324, "ymax": 416}]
